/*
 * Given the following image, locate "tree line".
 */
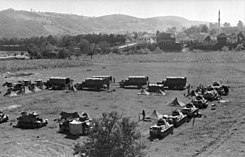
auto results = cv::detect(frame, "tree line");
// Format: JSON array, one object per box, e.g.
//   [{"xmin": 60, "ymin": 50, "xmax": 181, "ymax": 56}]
[{"xmin": 0, "ymin": 34, "xmax": 126, "ymax": 59}]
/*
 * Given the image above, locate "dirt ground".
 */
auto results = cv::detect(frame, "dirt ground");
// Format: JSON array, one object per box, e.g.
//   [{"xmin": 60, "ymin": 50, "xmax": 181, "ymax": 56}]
[{"xmin": 0, "ymin": 59, "xmax": 245, "ymax": 157}]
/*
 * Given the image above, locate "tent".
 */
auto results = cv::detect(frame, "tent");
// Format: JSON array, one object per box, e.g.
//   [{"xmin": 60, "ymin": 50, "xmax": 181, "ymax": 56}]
[
  {"xmin": 150, "ymin": 110, "xmax": 161, "ymax": 119},
  {"xmin": 9, "ymin": 90, "xmax": 18, "ymax": 97},
  {"xmin": 153, "ymin": 89, "xmax": 166, "ymax": 96},
  {"xmin": 33, "ymin": 85, "xmax": 41, "ymax": 92},
  {"xmin": 169, "ymin": 98, "xmax": 186, "ymax": 107},
  {"xmin": 187, "ymin": 90, "xmax": 198, "ymax": 97},
  {"xmin": 70, "ymin": 85, "xmax": 77, "ymax": 92},
  {"xmin": 138, "ymin": 89, "xmax": 150, "ymax": 95},
  {"xmin": 24, "ymin": 86, "xmax": 32, "ymax": 94}
]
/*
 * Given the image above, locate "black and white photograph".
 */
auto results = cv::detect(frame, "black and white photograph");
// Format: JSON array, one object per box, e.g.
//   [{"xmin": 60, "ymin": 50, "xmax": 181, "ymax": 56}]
[{"xmin": 0, "ymin": 0, "xmax": 245, "ymax": 156}]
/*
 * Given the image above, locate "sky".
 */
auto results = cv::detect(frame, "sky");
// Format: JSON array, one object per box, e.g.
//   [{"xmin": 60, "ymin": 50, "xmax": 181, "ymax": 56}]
[{"xmin": 0, "ymin": 0, "xmax": 244, "ymax": 26}]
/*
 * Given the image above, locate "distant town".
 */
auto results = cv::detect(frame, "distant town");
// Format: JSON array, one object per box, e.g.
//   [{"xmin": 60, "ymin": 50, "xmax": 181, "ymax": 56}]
[{"xmin": 0, "ymin": 10, "xmax": 244, "ymax": 60}]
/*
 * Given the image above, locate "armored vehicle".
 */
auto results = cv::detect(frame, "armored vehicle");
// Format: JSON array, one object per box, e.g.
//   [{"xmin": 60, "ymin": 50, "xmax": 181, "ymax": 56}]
[
  {"xmin": 167, "ymin": 110, "xmax": 187, "ymax": 128},
  {"xmin": 203, "ymin": 86, "xmax": 220, "ymax": 101},
  {"xmin": 119, "ymin": 76, "xmax": 149, "ymax": 88},
  {"xmin": 59, "ymin": 112, "xmax": 92, "ymax": 135},
  {"xmin": 181, "ymin": 103, "xmax": 201, "ymax": 121},
  {"xmin": 0, "ymin": 112, "xmax": 9, "ymax": 123},
  {"xmin": 45, "ymin": 77, "xmax": 74, "ymax": 90},
  {"xmin": 192, "ymin": 95, "xmax": 208, "ymax": 109},
  {"xmin": 212, "ymin": 82, "xmax": 229, "ymax": 96},
  {"xmin": 75, "ymin": 77, "xmax": 109, "ymax": 91},
  {"xmin": 149, "ymin": 118, "xmax": 174, "ymax": 138},
  {"xmin": 16, "ymin": 112, "xmax": 48, "ymax": 129},
  {"xmin": 162, "ymin": 77, "xmax": 187, "ymax": 90}
]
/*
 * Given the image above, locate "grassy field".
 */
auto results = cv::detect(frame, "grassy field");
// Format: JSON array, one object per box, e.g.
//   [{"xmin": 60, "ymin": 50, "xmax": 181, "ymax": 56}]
[
  {"xmin": 0, "ymin": 51, "xmax": 245, "ymax": 157},
  {"xmin": 1, "ymin": 50, "xmax": 245, "ymax": 73},
  {"xmin": 0, "ymin": 58, "xmax": 92, "ymax": 73}
]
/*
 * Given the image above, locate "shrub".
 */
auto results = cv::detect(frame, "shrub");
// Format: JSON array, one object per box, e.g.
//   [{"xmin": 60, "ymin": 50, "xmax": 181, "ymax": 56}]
[{"xmin": 73, "ymin": 111, "xmax": 145, "ymax": 157}]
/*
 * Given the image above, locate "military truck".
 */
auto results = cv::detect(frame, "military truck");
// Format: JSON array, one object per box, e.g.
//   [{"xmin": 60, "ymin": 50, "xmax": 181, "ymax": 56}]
[
  {"xmin": 45, "ymin": 77, "xmax": 74, "ymax": 90},
  {"xmin": 92, "ymin": 75, "xmax": 113, "ymax": 84},
  {"xmin": 119, "ymin": 76, "xmax": 149, "ymax": 88},
  {"xmin": 149, "ymin": 118, "xmax": 174, "ymax": 138},
  {"xmin": 75, "ymin": 77, "xmax": 109, "ymax": 91},
  {"xmin": 162, "ymin": 77, "xmax": 187, "ymax": 90}
]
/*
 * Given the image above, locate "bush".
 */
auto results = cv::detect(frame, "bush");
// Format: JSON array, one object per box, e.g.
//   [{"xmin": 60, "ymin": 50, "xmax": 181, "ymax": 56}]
[{"xmin": 73, "ymin": 111, "xmax": 145, "ymax": 157}]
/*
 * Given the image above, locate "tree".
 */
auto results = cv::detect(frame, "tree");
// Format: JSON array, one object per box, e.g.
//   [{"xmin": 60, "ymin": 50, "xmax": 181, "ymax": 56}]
[
  {"xmin": 58, "ymin": 48, "xmax": 70, "ymax": 59},
  {"xmin": 27, "ymin": 43, "xmax": 40, "ymax": 59},
  {"xmin": 73, "ymin": 111, "xmax": 145, "ymax": 157},
  {"xmin": 223, "ymin": 22, "xmax": 230, "ymax": 27},
  {"xmin": 237, "ymin": 20, "xmax": 244, "ymax": 30},
  {"xmin": 200, "ymin": 24, "xmax": 209, "ymax": 33},
  {"xmin": 209, "ymin": 28, "xmax": 216, "ymax": 36},
  {"xmin": 77, "ymin": 39, "xmax": 90, "ymax": 59}
]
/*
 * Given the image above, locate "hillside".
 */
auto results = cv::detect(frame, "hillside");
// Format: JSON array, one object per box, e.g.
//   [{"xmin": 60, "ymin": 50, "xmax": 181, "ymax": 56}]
[{"xmin": 0, "ymin": 9, "xmax": 209, "ymax": 38}]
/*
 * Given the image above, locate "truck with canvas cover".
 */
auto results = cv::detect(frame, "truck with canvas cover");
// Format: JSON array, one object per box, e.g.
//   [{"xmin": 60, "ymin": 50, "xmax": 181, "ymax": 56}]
[
  {"xmin": 149, "ymin": 118, "xmax": 174, "ymax": 138},
  {"xmin": 162, "ymin": 77, "xmax": 187, "ymax": 90},
  {"xmin": 92, "ymin": 75, "xmax": 113, "ymax": 84},
  {"xmin": 76, "ymin": 77, "xmax": 109, "ymax": 91},
  {"xmin": 119, "ymin": 76, "xmax": 149, "ymax": 88},
  {"xmin": 45, "ymin": 77, "xmax": 74, "ymax": 90}
]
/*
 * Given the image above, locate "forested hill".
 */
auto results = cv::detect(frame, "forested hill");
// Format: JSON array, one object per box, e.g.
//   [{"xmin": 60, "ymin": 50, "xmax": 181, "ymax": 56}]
[{"xmin": 0, "ymin": 9, "xmax": 208, "ymax": 38}]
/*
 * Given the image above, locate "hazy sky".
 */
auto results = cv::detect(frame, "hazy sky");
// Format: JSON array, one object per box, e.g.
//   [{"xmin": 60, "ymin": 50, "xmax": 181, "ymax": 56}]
[{"xmin": 0, "ymin": 0, "xmax": 244, "ymax": 25}]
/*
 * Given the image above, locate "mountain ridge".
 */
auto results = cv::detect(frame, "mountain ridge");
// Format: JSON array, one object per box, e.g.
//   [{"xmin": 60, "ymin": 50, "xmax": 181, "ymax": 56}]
[{"xmin": 0, "ymin": 9, "xmax": 209, "ymax": 38}]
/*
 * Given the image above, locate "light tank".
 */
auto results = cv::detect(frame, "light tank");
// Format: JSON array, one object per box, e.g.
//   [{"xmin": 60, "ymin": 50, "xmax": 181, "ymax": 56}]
[{"xmin": 16, "ymin": 112, "xmax": 48, "ymax": 129}]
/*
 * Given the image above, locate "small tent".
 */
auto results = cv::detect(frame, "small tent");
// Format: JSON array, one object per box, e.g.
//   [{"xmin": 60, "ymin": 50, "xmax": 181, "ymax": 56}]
[
  {"xmin": 169, "ymin": 98, "xmax": 186, "ymax": 107},
  {"xmin": 24, "ymin": 86, "xmax": 32, "ymax": 94},
  {"xmin": 138, "ymin": 89, "xmax": 150, "ymax": 95},
  {"xmin": 33, "ymin": 85, "xmax": 41, "ymax": 92},
  {"xmin": 70, "ymin": 85, "xmax": 77, "ymax": 92},
  {"xmin": 9, "ymin": 90, "xmax": 18, "ymax": 97},
  {"xmin": 150, "ymin": 110, "xmax": 161, "ymax": 119},
  {"xmin": 153, "ymin": 89, "xmax": 166, "ymax": 96}
]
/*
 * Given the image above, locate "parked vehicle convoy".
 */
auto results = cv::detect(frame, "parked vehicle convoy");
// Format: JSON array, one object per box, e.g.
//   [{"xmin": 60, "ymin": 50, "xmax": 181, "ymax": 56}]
[
  {"xmin": 45, "ymin": 77, "xmax": 74, "ymax": 90},
  {"xmin": 149, "ymin": 118, "xmax": 174, "ymax": 138},
  {"xmin": 119, "ymin": 76, "xmax": 149, "ymax": 88},
  {"xmin": 162, "ymin": 77, "xmax": 187, "ymax": 90},
  {"xmin": 75, "ymin": 77, "xmax": 109, "ymax": 91}
]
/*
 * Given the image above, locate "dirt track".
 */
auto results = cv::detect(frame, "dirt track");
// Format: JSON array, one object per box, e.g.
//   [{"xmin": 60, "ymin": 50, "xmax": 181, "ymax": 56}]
[{"xmin": 0, "ymin": 60, "xmax": 245, "ymax": 157}]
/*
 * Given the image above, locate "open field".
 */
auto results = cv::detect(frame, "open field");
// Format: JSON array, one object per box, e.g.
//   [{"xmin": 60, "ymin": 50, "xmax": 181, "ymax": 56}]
[{"xmin": 0, "ymin": 51, "xmax": 245, "ymax": 157}]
